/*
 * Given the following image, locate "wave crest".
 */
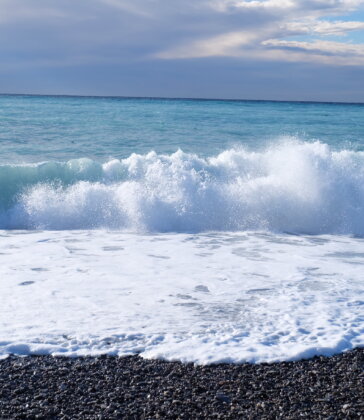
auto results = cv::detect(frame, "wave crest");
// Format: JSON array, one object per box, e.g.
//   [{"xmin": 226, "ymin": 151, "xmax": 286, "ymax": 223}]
[{"xmin": 2, "ymin": 141, "xmax": 364, "ymax": 234}]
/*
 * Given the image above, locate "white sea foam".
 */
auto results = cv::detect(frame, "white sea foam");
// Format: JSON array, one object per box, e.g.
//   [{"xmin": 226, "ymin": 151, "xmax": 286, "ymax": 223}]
[
  {"xmin": 1, "ymin": 140, "xmax": 364, "ymax": 364},
  {"xmin": 1, "ymin": 140, "xmax": 364, "ymax": 234},
  {"xmin": 0, "ymin": 230, "xmax": 363, "ymax": 364}
]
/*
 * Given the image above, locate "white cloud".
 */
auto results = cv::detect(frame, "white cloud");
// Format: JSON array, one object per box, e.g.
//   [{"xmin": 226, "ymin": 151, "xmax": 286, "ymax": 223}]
[
  {"xmin": 154, "ymin": 0, "xmax": 364, "ymax": 65},
  {"xmin": 215, "ymin": 0, "xmax": 364, "ymax": 14},
  {"xmin": 227, "ymin": 0, "xmax": 295, "ymax": 9},
  {"xmin": 0, "ymin": 0, "xmax": 363, "ymax": 68},
  {"xmin": 282, "ymin": 19, "xmax": 364, "ymax": 36},
  {"xmin": 156, "ymin": 31, "xmax": 262, "ymax": 59}
]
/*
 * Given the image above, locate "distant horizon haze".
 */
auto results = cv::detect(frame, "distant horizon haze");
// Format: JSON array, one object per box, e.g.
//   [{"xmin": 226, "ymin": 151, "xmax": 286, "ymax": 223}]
[{"xmin": 1, "ymin": 92, "xmax": 364, "ymax": 105}]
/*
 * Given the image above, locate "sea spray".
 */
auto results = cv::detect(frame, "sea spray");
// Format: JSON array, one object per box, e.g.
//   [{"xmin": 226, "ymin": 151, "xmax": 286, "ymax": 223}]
[{"xmin": 1, "ymin": 140, "xmax": 364, "ymax": 234}]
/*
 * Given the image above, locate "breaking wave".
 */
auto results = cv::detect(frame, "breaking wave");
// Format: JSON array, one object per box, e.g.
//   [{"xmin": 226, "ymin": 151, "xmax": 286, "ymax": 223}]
[{"xmin": 1, "ymin": 140, "xmax": 364, "ymax": 234}]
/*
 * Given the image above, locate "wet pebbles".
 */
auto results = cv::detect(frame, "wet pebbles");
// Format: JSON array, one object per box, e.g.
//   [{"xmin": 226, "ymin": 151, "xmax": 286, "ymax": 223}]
[{"xmin": 0, "ymin": 348, "xmax": 363, "ymax": 419}]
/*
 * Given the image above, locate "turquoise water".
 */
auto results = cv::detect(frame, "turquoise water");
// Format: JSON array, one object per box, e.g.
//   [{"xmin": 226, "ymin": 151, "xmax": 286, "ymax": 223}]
[
  {"xmin": 1, "ymin": 95, "xmax": 364, "ymax": 233},
  {"xmin": 1, "ymin": 95, "xmax": 364, "ymax": 163}
]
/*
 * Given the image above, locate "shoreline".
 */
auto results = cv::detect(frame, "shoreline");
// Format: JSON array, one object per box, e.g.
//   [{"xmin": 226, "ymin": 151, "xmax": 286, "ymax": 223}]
[{"xmin": 0, "ymin": 348, "xmax": 362, "ymax": 419}]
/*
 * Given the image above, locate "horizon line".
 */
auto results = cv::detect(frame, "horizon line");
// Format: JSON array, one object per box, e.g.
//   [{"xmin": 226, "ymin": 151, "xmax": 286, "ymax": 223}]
[{"xmin": 1, "ymin": 92, "xmax": 364, "ymax": 106}]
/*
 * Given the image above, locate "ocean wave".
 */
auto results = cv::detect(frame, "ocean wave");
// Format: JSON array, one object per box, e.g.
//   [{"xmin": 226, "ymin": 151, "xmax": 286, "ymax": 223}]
[{"xmin": 1, "ymin": 140, "xmax": 364, "ymax": 234}]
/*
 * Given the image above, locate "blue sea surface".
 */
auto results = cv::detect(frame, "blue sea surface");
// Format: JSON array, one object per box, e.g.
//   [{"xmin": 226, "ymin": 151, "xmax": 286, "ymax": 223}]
[{"xmin": 1, "ymin": 95, "xmax": 363, "ymax": 163}]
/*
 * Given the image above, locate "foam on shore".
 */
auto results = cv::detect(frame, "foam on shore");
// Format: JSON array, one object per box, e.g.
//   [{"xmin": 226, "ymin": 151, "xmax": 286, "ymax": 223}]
[{"xmin": 1, "ymin": 230, "xmax": 363, "ymax": 364}]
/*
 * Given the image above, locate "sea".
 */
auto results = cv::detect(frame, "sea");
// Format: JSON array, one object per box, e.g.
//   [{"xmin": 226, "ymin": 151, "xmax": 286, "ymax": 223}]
[{"xmin": 0, "ymin": 94, "xmax": 363, "ymax": 364}]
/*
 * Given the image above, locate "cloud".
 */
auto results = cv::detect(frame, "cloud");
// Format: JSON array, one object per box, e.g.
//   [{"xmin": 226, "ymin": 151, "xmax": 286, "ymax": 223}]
[
  {"xmin": 222, "ymin": 0, "xmax": 295, "ymax": 10},
  {"xmin": 96, "ymin": 0, "xmax": 155, "ymax": 17},
  {"xmin": 156, "ymin": 31, "xmax": 261, "ymax": 59},
  {"xmin": 282, "ymin": 20, "xmax": 364, "ymax": 36},
  {"xmin": 0, "ymin": 0, "xmax": 363, "ymax": 99},
  {"xmin": 262, "ymin": 39, "xmax": 364, "ymax": 57},
  {"xmin": 0, "ymin": 0, "xmax": 69, "ymax": 23},
  {"xmin": 154, "ymin": 0, "xmax": 364, "ymax": 65},
  {"xmin": 216, "ymin": 0, "xmax": 364, "ymax": 14}
]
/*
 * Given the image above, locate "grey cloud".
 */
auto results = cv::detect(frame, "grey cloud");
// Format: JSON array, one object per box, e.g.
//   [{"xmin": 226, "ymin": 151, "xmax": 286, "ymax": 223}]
[{"xmin": 0, "ymin": 0, "xmax": 363, "ymax": 100}]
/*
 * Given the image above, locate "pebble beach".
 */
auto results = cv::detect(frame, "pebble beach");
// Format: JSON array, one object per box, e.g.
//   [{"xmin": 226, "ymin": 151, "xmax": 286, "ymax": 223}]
[{"xmin": 0, "ymin": 348, "xmax": 363, "ymax": 419}]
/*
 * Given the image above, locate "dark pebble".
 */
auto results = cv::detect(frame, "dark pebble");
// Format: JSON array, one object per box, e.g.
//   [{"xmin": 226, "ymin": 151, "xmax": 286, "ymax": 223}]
[{"xmin": 0, "ymin": 348, "xmax": 363, "ymax": 419}]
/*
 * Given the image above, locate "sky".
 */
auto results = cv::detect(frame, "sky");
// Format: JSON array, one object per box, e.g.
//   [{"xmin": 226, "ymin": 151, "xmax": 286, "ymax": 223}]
[{"xmin": 1, "ymin": 0, "xmax": 364, "ymax": 102}]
